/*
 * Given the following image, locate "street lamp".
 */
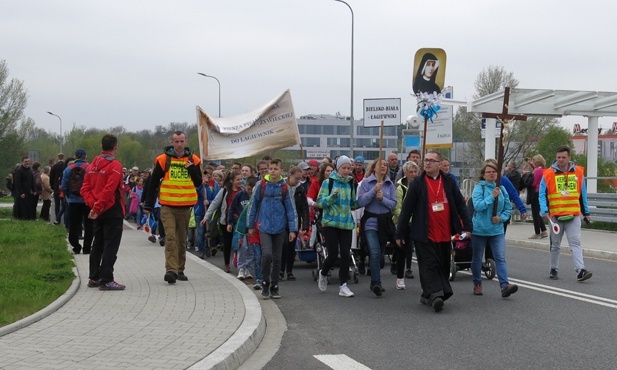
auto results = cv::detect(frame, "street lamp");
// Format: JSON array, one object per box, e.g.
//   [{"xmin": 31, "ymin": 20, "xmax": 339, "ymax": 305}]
[
  {"xmin": 47, "ymin": 111, "xmax": 63, "ymax": 154},
  {"xmin": 333, "ymin": 0, "xmax": 354, "ymax": 157},
  {"xmin": 197, "ymin": 73, "xmax": 221, "ymax": 117}
]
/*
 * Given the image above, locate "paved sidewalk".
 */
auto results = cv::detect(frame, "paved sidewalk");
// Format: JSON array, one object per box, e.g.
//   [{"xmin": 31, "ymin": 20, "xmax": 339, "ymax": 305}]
[
  {"xmin": 505, "ymin": 219, "xmax": 617, "ymax": 261},
  {"xmin": 0, "ymin": 224, "xmax": 265, "ymax": 370}
]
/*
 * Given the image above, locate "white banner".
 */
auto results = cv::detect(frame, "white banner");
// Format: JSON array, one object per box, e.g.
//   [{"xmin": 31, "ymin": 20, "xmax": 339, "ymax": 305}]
[
  {"xmin": 425, "ymin": 104, "xmax": 453, "ymax": 149},
  {"xmin": 197, "ymin": 90, "xmax": 301, "ymax": 160}
]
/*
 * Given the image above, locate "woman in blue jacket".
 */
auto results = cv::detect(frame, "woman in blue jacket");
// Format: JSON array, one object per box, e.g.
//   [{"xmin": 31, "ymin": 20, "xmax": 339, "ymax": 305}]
[{"xmin": 471, "ymin": 161, "xmax": 518, "ymax": 298}]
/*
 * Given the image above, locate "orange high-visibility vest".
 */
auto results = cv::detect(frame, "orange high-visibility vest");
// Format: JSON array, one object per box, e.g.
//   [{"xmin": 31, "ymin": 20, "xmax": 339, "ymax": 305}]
[
  {"xmin": 155, "ymin": 153, "xmax": 199, "ymax": 207},
  {"xmin": 542, "ymin": 165, "xmax": 585, "ymax": 216}
]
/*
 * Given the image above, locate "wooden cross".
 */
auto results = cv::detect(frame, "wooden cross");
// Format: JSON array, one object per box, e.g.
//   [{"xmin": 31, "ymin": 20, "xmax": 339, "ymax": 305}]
[{"xmin": 481, "ymin": 87, "xmax": 527, "ymax": 215}]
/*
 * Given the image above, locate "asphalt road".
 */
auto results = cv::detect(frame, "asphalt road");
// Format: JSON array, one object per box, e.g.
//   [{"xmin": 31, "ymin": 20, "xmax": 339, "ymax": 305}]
[{"xmin": 199, "ymin": 243, "xmax": 617, "ymax": 369}]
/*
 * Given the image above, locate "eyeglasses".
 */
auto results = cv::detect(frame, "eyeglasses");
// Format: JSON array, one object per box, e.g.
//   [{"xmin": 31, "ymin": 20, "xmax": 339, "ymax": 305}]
[
  {"xmin": 423, "ymin": 159, "xmax": 440, "ymax": 163},
  {"xmin": 259, "ymin": 167, "xmax": 268, "ymax": 171}
]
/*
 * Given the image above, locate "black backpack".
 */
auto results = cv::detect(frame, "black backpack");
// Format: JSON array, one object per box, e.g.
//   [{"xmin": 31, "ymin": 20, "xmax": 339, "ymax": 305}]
[{"xmin": 67, "ymin": 164, "xmax": 87, "ymax": 196}]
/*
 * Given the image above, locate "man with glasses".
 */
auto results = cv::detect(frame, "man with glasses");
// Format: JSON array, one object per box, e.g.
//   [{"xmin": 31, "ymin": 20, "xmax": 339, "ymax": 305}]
[{"xmin": 395, "ymin": 151, "xmax": 471, "ymax": 312}]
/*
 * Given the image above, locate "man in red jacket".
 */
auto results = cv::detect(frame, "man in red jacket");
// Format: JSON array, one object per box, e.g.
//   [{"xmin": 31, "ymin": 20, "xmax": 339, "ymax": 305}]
[{"xmin": 81, "ymin": 134, "xmax": 126, "ymax": 291}]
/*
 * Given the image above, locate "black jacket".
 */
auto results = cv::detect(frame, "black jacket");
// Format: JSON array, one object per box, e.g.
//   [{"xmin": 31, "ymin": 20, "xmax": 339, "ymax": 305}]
[
  {"xmin": 395, "ymin": 171, "xmax": 472, "ymax": 243},
  {"xmin": 292, "ymin": 184, "xmax": 310, "ymax": 231}
]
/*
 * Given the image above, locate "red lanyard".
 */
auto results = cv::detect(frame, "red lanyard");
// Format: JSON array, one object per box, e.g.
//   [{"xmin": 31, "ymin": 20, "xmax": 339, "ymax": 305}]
[{"xmin": 426, "ymin": 176, "xmax": 443, "ymax": 202}]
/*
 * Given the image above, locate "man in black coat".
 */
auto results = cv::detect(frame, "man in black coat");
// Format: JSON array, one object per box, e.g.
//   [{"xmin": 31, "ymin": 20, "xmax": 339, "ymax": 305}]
[{"xmin": 13, "ymin": 156, "xmax": 36, "ymax": 220}]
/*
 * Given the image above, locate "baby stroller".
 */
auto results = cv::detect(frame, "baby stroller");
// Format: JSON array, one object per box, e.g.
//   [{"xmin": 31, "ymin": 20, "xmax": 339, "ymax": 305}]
[
  {"xmin": 449, "ymin": 237, "xmax": 495, "ymax": 281},
  {"xmin": 311, "ymin": 212, "xmax": 360, "ymax": 284},
  {"xmin": 296, "ymin": 227, "xmax": 316, "ymax": 263}
]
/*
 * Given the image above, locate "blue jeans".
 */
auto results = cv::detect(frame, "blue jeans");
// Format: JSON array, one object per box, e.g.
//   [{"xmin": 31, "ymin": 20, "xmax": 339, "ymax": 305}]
[
  {"xmin": 251, "ymin": 242, "xmax": 262, "ymax": 281},
  {"xmin": 195, "ymin": 214, "xmax": 206, "ymax": 253},
  {"xmin": 365, "ymin": 229, "xmax": 386, "ymax": 286},
  {"xmin": 471, "ymin": 234, "xmax": 509, "ymax": 288}
]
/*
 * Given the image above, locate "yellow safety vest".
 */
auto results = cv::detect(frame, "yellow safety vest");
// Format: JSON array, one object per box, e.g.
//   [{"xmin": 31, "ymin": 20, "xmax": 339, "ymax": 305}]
[
  {"xmin": 156, "ymin": 153, "xmax": 199, "ymax": 207},
  {"xmin": 542, "ymin": 165, "xmax": 585, "ymax": 216}
]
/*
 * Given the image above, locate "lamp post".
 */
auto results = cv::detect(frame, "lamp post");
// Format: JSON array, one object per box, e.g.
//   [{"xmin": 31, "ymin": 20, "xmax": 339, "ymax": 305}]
[
  {"xmin": 47, "ymin": 111, "xmax": 63, "ymax": 154},
  {"xmin": 333, "ymin": 0, "xmax": 354, "ymax": 157},
  {"xmin": 197, "ymin": 73, "xmax": 221, "ymax": 117}
]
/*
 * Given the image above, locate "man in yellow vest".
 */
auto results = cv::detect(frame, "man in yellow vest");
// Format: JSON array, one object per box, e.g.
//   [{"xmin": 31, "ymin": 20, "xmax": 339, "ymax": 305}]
[
  {"xmin": 143, "ymin": 131, "xmax": 202, "ymax": 284},
  {"xmin": 539, "ymin": 145, "xmax": 592, "ymax": 282}
]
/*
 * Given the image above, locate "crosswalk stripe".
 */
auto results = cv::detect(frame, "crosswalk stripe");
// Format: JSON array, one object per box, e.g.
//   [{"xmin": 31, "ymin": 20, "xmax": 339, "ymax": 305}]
[{"xmin": 314, "ymin": 354, "xmax": 372, "ymax": 370}]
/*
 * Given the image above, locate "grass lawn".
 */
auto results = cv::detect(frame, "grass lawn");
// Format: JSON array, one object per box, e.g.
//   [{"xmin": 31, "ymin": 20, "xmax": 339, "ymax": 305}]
[
  {"xmin": 0, "ymin": 196, "xmax": 13, "ymax": 203},
  {"xmin": 0, "ymin": 220, "xmax": 74, "ymax": 327}
]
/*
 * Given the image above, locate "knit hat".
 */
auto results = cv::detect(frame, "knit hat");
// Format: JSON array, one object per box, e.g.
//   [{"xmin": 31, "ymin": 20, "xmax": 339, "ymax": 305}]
[
  {"xmin": 74, "ymin": 148, "xmax": 86, "ymax": 159},
  {"xmin": 336, "ymin": 155, "xmax": 351, "ymax": 170},
  {"xmin": 354, "ymin": 156, "xmax": 365, "ymax": 164}
]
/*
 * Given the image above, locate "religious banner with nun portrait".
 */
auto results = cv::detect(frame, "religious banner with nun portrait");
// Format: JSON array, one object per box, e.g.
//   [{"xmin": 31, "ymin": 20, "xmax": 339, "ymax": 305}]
[
  {"xmin": 197, "ymin": 89, "xmax": 301, "ymax": 161},
  {"xmin": 412, "ymin": 48, "xmax": 446, "ymax": 96}
]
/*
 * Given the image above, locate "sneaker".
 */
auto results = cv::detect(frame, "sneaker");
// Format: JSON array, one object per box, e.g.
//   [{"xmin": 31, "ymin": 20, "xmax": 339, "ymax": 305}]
[
  {"xmin": 164, "ymin": 271, "xmax": 177, "ymax": 284},
  {"xmin": 137, "ymin": 225, "xmax": 142, "ymax": 230},
  {"xmin": 224, "ymin": 265, "xmax": 231, "ymax": 273},
  {"xmin": 148, "ymin": 235, "xmax": 156, "ymax": 243},
  {"xmin": 540, "ymin": 231, "xmax": 548, "ymax": 238},
  {"xmin": 261, "ymin": 281, "xmax": 270, "ymax": 298},
  {"xmin": 318, "ymin": 270, "xmax": 328, "ymax": 292},
  {"xmin": 474, "ymin": 284, "xmax": 483, "ymax": 296},
  {"xmin": 279, "ymin": 271, "xmax": 285, "ymax": 280},
  {"xmin": 198, "ymin": 252, "xmax": 205, "ymax": 259},
  {"xmin": 245, "ymin": 270, "xmax": 253, "ymax": 280},
  {"xmin": 177, "ymin": 272, "xmax": 188, "ymax": 281},
  {"xmin": 205, "ymin": 248, "xmax": 211, "ymax": 258},
  {"xmin": 528, "ymin": 234, "xmax": 541, "ymax": 239},
  {"xmin": 432, "ymin": 297, "xmax": 444, "ymax": 312},
  {"xmin": 420, "ymin": 296, "xmax": 430, "ymax": 305},
  {"xmin": 501, "ymin": 284, "xmax": 519, "ymax": 297},
  {"xmin": 253, "ymin": 279, "xmax": 262, "ymax": 290},
  {"xmin": 370, "ymin": 284, "xmax": 383, "ymax": 297},
  {"xmin": 87, "ymin": 279, "xmax": 101, "ymax": 288},
  {"xmin": 405, "ymin": 269, "xmax": 414, "ymax": 279},
  {"xmin": 159, "ymin": 237, "xmax": 165, "ymax": 246},
  {"xmin": 358, "ymin": 262, "xmax": 366, "ymax": 275},
  {"xmin": 287, "ymin": 273, "xmax": 296, "ymax": 281},
  {"xmin": 211, "ymin": 248, "xmax": 217, "ymax": 257},
  {"xmin": 339, "ymin": 283, "xmax": 354, "ymax": 297},
  {"xmin": 237, "ymin": 268, "xmax": 246, "ymax": 280},
  {"xmin": 270, "ymin": 284, "xmax": 281, "ymax": 299},
  {"xmin": 396, "ymin": 278, "xmax": 406, "ymax": 290},
  {"xmin": 577, "ymin": 269, "xmax": 592, "ymax": 282},
  {"xmin": 549, "ymin": 268, "xmax": 558, "ymax": 279},
  {"xmin": 99, "ymin": 280, "xmax": 126, "ymax": 291}
]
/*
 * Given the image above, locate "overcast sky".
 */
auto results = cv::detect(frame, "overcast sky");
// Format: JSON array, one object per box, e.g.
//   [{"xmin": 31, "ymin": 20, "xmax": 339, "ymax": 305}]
[{"xmin": 3, "ymin": 0, "xmax": 617, "ymax": 136}]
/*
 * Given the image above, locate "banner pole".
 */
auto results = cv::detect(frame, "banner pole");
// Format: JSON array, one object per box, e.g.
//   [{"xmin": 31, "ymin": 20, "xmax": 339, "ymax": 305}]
[
  {"xmin": 379, "ymin": 120, "xmax": 384, "ymax": 159},
  {"xmin": 300, "ymin": 142, "xmax": 306, "ymax": 162}
]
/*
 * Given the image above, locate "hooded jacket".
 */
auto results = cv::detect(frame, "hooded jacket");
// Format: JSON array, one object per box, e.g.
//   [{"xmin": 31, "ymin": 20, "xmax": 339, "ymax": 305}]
[
  {"xmin": 316, "ymin": 170, "xmax": 358, "ymax": 230},
  {"xmin": 471, "ymin": 180, "xmax": 511, "ymax": 236},
  {"xmin": 81, "ymin": 152, "xmax": 125, "ymax": 218},
  {"xmin": 539, "ymin": 160, "xmax": 589, "ymax": 217},
  {"xmin": 61, "ymin": 159, "xmax": 89, "ymax": 203},
  {"xmin": 247, "ymin": 175, "xmax": 298, "ymax": 234}
]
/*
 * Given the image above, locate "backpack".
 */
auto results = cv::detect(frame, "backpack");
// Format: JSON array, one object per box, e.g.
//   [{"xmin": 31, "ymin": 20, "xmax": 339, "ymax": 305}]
[
  {"xmin": 67, "ymin": 164, "xmax": 87, "ymax": 196},
  {"xmin": 259, "ymin": 178, "xmax": 289, "ymax": 202}
]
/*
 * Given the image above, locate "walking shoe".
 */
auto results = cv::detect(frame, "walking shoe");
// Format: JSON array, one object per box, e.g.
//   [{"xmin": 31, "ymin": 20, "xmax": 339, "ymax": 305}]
[
  {"xmin": 177, "ymin": 272, "xmax": 188, "ymax": 281},
  {"xmin": 549, "ymin": 268, "xmax": 558, "ymax": 279},
  {"xmin": 501, "ymin": 284, "xmax": 519, "ymax": 298},
  {"xmin": 159, "ymin": 237, "xmax": 165, "ymax": 246},
  {"xmin": 253, "ymin": 279, "xmax": 262, "ymax": 290},
  {"xmin": 198, "ymin": 252, "xmax": 205, "ymax": 259},
  {"xmin": 528, "ymin": 234, "xmax": 541, "ymax": 239},
  {"xmin": 358, "ymin": 262, "xmax": 365, "ymax": 275},
  {"xmin": 99, "ymin": 280, "xmax": 126, "ymax": 291},
  {"xmin": 577, "ymin": 269, "xmax": 592, "ymax": 282},
  {"xmin": 396, "ymin": 278, "xmax": 406, "ymax": 290},
  {"xmin": 237, "ymin": 268, "xmax": 246, "ymax": 280},
  {"xmin": 137, "ymin": 225, "xmax": 142, "ymax": 230},
  {"xmin": 211, "ymin": 247, "xmax": 217, "ymax": 256},
  {"xmin": 540, "ymin": 231, "xmax": 548, "ymax": 238},
  {"xmin": 261, "ymin": 281, "xmax": 270, "ymax": 298},
  {"xmin": 270, "ymin": 284, "xmax": 281, "ymax": 299},
  {"xmin": 245, "ymin": 270, "xmax": 253, "ymax": 280},
  {"xmin": 432, "ymin": 297, "xmax": 444, "ymax": 312},
  {"xmin": 279, "ymin": 271, "xmax": 285, "ymax": 280},
  {"xmin": 339, "ymin": 283, "xmax": 354, "ymax": 297},
  {"xmin": 287, "ymin": 273, "xmax": 296, "ymax": 281},
  {"xmin": 318, "ymin": 270, "xmax": 328, "ymax": 292},
  {"xmin": 72, "ymin": 246, "xmax": 81, "ymax": 254},
  {"xmin": 405, "ymin": 269, "xmax": 414, "ymax": 279},
  {"xmin": 420, "ymin": 296, "xmax": 430, "ymax": 305},
  {"xmin": 370, "ymin": 284, "xmax": 383, "ymax": 297},
  {"xmin": 205, "ymin": 248, "xmax": 211, "ymax": 258},
  {"xmin": 82, "ymin": 248, "xmax": 91, "ymax": 254},
  {"xmin": 224, "ymin": 265, "xmax": 231, "ymax": 273},
  {"xmin": 164, "ymin": 271, "xmax": 177, "ymax": 284},
  {"xmin": 87, "ymin": 279, "xmax": 101, "ymax": 288},
  {"xmin": 474, "ymin": 284, "xmax": 483, "ymax": 296},
  {"xmin": 148, "ymin": 235, "xmax": 156, "ymax": 243}
]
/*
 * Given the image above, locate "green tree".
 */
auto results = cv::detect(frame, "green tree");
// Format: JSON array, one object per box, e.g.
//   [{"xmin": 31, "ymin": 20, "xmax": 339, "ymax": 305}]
[
  {"xmin": 527, "ymin": 125, "xmax": 574, "ymax": 162},
  {"xmin": 0, "ymin": 60, "xmax": 29, "ymax": 179}
]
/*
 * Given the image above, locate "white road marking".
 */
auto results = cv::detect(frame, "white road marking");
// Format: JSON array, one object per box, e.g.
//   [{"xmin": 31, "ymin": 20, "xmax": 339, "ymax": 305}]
[
  {"xmin": 314, "ymin": 354, "xmax": 372, "ymax": 370},
  {"xmin": 455, "ymin": 269, "xmax": 617, "ymax": 309}
]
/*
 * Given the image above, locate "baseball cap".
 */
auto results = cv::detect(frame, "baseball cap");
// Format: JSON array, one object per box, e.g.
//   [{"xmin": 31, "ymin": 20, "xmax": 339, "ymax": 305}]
[
  {"xmin": 74, "ymin": 148, "xmax": 86, "ymax": 158},
  {"xmin": 354, "ymin": 156, "xmax": 365, "ymax": 164},
  {"xmin": 298, "ymin": 162, "xmax": 309, "ymax": 170},
  {"xmin": 308, "ymin": 159, "xmax": 320, "ymax": 167},
  {"xmin": 132, "ymin": 166, "xmax": 139, "ymax": 171}
]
